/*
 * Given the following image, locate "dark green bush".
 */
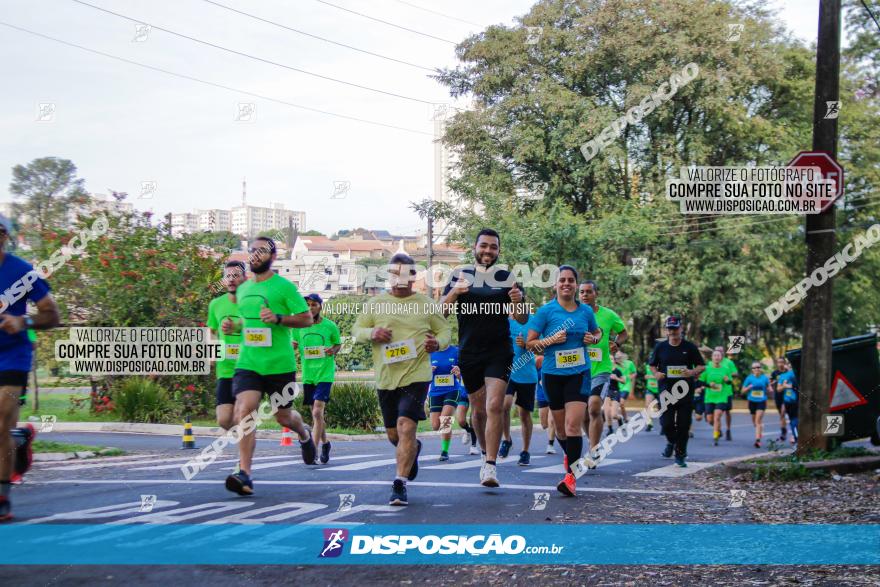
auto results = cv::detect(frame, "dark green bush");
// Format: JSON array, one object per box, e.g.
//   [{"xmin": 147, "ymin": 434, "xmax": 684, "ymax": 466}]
[
  {"xmin": 293, "ymin": 381, "xmax": 380, "ymax": 432},
  {"xmin": 113, "ymin": 377, "xmax": 177, "ymax": 423}
]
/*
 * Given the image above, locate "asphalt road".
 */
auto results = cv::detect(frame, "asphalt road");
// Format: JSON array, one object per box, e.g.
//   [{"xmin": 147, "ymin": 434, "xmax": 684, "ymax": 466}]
[{"xmin": 15, "ymin": 413, "xmax": 766, "ymax": 525}]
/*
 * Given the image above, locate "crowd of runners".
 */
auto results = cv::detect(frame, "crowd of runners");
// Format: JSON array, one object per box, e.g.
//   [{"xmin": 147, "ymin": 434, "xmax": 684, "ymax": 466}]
[{"xmin": 0, "ymin": 218, "xmax": 802, "ymax": 517}]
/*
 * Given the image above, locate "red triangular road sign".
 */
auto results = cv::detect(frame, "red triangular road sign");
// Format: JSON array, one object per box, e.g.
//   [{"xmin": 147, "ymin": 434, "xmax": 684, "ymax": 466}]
[{"xmin": 829, "ymin": 370, "xmax": 867, "ymax": 411}]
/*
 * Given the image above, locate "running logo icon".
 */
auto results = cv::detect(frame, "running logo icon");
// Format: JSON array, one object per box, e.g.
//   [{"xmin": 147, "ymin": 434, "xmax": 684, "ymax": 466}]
[
  {"xmin": 630, "ymin": 258, "xmax": 647, "ymax": 276},
  {"xmin": 439, "ymin": 415, "xmax": 453, "ymax": 434},
  {"xmin": 728, "ymin": 489, "xmax": 746, "ymax": 508},
  {"xmin": 726, "ymin": 336, "xmax": 745, "ymax": 354},
  {"xmin": 319, "ymin": 528, "xmax": 349, "ymax": 558},
  {"xmin": 726, "ymin": 23, "xmax": 744, "ymax": 42},
  {"xmin": 822, "ymin": 414, "xmax": 844, "ymax": 436},
  {"xmin": 139, "ymin": 494, "xmax": 157, "ymax": 512},
  {"xmin": 531, "ymin": 492, "xmax": 549, "ymax": 511},
  {"xmin": 823, "ymin": 101, "xmax": 840, "ymax": 119},
  {"xmin": 337, "ymin": 493, "xmax": 355, "ymax": 512},
  {"xmin": 39, "ymin": 415, "xmax": 57, "ymax": 433}
]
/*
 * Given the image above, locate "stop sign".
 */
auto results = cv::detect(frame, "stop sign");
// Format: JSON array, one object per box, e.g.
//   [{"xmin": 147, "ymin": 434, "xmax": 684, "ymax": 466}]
[{"xmin": 786, "ymin": 151, "xmax": 845, "ymax": 213}]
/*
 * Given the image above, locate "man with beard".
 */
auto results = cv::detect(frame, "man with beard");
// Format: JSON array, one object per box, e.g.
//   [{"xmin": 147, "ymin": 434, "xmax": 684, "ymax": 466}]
[
  {"xmin": 291, "ymin": 293, "xmax": 341, "ymax": 464},
  {"xmin": 0, "ymin": 215, "xmax": 60, "ymax": 521},
  {"xmin": 207, "ymin": 261, "xmax": 246, "ymax": 432},
  {"xmin": 354, "ymin": 253, "xmax": 450, "ymax": 505},
  {"xmin": 224, "ymin": 236, "xmax": 316, "ymax": 496},
  {"xmin": 440, "ymin": 229, "xmax": 527, "ymax": 488}
]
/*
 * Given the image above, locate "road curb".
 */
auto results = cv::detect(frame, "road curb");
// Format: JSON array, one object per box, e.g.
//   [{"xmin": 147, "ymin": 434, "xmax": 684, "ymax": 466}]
[{"xmin": 723, "ymin": 453, "xmax": 880, "ymax": 474}]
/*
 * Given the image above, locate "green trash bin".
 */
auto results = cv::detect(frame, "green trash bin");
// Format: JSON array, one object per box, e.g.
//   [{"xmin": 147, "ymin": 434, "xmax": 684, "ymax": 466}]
[{"xmin": 786, "ymin": 333, "xmax": 880, "ymax": 445}]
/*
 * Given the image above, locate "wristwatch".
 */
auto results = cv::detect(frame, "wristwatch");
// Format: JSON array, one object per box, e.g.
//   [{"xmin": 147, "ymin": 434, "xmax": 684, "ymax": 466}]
[
  {"xmin": 275, "ymin": 314, "xmax": 283, "ymax": 325},
  {"xmin": 24, "ymin": 316, "xmax": 35, "ymax": 330}
]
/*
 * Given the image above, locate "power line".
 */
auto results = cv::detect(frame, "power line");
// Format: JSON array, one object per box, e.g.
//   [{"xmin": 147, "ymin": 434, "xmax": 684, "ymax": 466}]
[
  {"xmin": 860, "ymin": 0, "xmax": 880, "ymax": 33},
  {"xmin": 69, "ymin": 0, "xmax": 439, "ymax": 105},
  {"xmin": 390, "ymin": 0, "xmax": 485, "ymax": 28},
  {"xmin": 199, "ymin": 0, "xmax": 437, "ymax": 72},
  {"xmin": 0, "ymin": 21, "xmax": 432, "ymax": 136},
  {"xmin": 313, "ymin": 0, "xmax": 458, "ymax": 45}
]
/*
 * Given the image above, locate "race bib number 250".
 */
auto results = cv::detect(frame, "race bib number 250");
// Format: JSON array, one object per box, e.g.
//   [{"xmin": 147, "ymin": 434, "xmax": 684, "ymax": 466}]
[{"xmin": 244, "ymin": 328, "xmax": 272, "ymax": 347}]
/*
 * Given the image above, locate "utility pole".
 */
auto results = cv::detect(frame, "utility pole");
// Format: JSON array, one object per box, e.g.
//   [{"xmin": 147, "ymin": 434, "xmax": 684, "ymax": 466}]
[
  {"xmin": 799, "ymin": 0, "xmax": 841, "ymax": 455},
  {"xmin": 426, "ymin": 214, "xmax": 435, "ymax": 299}
]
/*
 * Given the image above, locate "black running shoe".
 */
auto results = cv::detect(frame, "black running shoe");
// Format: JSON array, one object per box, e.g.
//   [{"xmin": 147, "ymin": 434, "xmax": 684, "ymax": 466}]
[
  {"xmin": 439, "ymin": 450, "xmax": 449, "ymax": 462},
  {"xmin": 389, "ymin": 479, "xmax": 408, "ymax": 506},
  {"xmin": 517, "ymin": 451, "xmax": 530, "ymax": 466},
  {"xmin": 225, "ymin": 471, "xmax": 254, "ymax": 496},
  {"xmin": 11, "ymin": 424, "xmax": 36, "ymax": 476},
  {"xmin": 725, "ymin": 429, "xmax": 732, "ymax": 441},
  {"xmin": 407, "ymin": 439, "xmax": 422, "ymax": 480},
  {"xmin": 300, "ymin": 428, "xmax": 317, "ymax": 465},
  {"xmin": 499, "ymin": 439, "xmax": 512, "ymax": 459},
  {"xmin": 661, "ymin": 443, "xmax": 674, "ymax": 458},
  {"xmin": 320, "ymin": 441, "xmax": 331, "ymax": 464}
]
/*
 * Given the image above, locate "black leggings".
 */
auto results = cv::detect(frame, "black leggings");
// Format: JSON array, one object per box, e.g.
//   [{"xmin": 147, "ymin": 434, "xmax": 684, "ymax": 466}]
[{"xmin": 660, "ymin": 393, "xmax": 694, "ymax": 457}]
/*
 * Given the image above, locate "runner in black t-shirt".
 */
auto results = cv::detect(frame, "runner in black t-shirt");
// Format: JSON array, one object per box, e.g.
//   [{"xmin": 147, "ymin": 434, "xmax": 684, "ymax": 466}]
[
  {"xmin": 440, "ymin": 228, "xmax": 527, "ymax": 488},
  {"xmin": 648, "ymin": 315, "xmax": 705, "ymax": 467}
]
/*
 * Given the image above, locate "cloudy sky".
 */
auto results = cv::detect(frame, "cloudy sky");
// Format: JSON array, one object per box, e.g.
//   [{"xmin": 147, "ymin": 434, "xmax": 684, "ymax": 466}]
[{"xmin": 1, "ymin": 0, "xmax": 821, "ymax": 236}]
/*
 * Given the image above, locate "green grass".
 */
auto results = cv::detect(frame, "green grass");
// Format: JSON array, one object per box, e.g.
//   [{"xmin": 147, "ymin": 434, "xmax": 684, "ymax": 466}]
[
  {"xmin": 22, "ymin": 393, "xmax": 546, "ymax": 436},
  {"xmin": 32, "ymin": 440, "xmax": 125, "ymax": 456},
  {"xmin": 19, "ymin": 393, "xmax": 119, "ymax": 423},
  {"xmin": 748, "ymin": 444, "xmax": 877, "ymax": 481}
]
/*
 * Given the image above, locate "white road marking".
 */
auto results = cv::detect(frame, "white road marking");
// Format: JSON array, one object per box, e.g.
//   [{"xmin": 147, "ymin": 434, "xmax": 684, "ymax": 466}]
[
  {"xmin": 318, "ymin": 453, "xmax": 453, "ymax": 472},
  {"xmin": 523, "ymin": 459, "xmax": 630, "ymax": 474},
  {"xmin": 130, "ymin": 454, "xmax": 304, "ymax": 471},
  {"xmin": 303, "ymin": 504, "xmax": 402, "ymax": 526},
  {"xmin": 250, "ymin": 454, "xmax": 381, "ymax": 471},
  {"xmin": 422, "ymin": 455, "xmax": 546, "ymax": 470},
  {"xmin": 634, "ymin": 462, "xmax": 715, "ymax": 477},
  {"xmin": 30, "ymin": 478, "xmax": 722, "ymax": 496},
  {"xmin": 23, "ymin": 500, "xmax": 180, "ymax": 525}
]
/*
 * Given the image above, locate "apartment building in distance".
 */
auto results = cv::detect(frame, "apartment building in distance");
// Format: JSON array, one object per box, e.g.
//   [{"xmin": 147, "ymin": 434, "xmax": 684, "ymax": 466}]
[{"xmin": 171, "ymin": 202, "xmax": 305, "ymax": 238}]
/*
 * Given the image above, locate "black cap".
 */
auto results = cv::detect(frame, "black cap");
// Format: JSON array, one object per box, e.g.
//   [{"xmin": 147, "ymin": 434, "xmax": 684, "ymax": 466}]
[{"xmin": 665, "ymin": 315, "xmax": 682, "ymax": 329}]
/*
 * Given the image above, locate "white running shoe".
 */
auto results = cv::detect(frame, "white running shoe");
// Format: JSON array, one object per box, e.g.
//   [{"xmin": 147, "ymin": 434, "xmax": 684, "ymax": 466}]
[
  {"xmin": 480, "ymin": 463, "xmax": 499, "ymax": 487},
  {"xmin": 469, "ymin": 445, "xmax": 480, "ymax": 455},
  {"xmin": 546, "ymin": 444, "xmax": 556, "ymax": 454}
]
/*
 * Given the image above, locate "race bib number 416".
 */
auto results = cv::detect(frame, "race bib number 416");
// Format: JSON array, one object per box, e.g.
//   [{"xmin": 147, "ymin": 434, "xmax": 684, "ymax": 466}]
[
  {"xmin": 667, "ymin": 365, "xmax": 687, "ymax": 378},
  {"xmin": 382, "ymin": 339, "xmax": 417, "ymax": 364}
]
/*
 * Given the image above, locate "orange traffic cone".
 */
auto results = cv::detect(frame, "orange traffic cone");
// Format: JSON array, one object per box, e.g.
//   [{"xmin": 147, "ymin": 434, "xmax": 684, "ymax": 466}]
[{"xmin": 280, "ymin": 427, "xmax": 294, "ymax": 446}]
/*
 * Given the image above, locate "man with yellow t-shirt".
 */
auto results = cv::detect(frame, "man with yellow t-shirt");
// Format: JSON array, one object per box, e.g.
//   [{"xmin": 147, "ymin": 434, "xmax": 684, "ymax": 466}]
[{"xmin": 354, "ymin": 253, "xmax": 451, "ymax": 506}]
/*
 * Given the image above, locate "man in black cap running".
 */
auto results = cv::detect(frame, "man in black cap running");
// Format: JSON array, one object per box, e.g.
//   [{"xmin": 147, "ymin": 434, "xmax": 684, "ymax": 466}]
[{"xmin": 648, "ymin": 315, "xmax": 705, "ymax": 467}]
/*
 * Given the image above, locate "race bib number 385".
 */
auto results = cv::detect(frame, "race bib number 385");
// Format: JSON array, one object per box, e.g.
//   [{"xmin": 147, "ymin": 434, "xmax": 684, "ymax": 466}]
[
  {"xmin": 382, "ymin": 339, "xmax": 417, "ymax": 364},
  {"xmin": 556, "ymin": 348, "xmax": 585, "ymax": 368},
  {"xmin": 244, "ymin": 328, "xmax": 272, "ymax": 347}
]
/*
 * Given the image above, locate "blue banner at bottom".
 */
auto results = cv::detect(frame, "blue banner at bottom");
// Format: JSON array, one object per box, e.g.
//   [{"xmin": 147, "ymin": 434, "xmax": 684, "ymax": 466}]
[{"xmin": 1, "ymin": 524, "xmax": 878, "ymax": 565}]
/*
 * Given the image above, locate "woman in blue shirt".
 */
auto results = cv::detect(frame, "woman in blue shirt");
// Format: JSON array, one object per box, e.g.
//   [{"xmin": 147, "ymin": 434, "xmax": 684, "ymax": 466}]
[
  {"xmin": 526, "ymin": 265, "xmax": 600, "ymax": 497},
  {"xmin": 777, "ymin": 362, "xmax": 799, "ymax": 445},
  {"xmin": 741, "ymin": 362, "xmax": 770, "ymax": 448}
]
